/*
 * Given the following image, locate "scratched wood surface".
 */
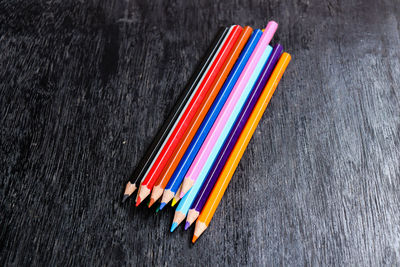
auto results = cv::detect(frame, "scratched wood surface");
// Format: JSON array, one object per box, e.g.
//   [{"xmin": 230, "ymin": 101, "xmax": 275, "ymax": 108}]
[{"xmin": 1, "ymin": 0, "xmax": 400, "ymax": 266}]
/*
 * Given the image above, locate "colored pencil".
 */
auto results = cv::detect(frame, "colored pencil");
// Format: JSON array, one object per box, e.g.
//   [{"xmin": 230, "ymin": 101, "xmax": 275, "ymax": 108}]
[
  {"xmin": 122, "ymin": 27, "xmax": 229, "ymax": 202},
  {"xmin": 192, "ymin": 52, "xmax": 292, "ymax": 243},
  {"xmin": 186, "ymin": 44, "xmax": 283, "ymax": 227},
  {"xmin": 171, "ymin": 27, "xmax": 276, "ymax": 231},
  {"xmin": 180, "ymin": 21, "xmax": 278, "ymax": 198},
  {"xmin": 159, "ymin": 30, "xmax": 264, "ymax": 210},
  {"xmin": 135, "ymin": 25, "xmax": 242, "ymax": 206},
  {"xmin": 148, "ymin": 26, "xmax": 253, "ymax": 208}
]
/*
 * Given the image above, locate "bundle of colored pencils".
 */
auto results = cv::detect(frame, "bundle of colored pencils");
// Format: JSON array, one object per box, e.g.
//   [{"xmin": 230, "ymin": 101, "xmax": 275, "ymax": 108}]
[{"xmin": 122, "ymin": 21, "xmax": 291, "ymax": 243}]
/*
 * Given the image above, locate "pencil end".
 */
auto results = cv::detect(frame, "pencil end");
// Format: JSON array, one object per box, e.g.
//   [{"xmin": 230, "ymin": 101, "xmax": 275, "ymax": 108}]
[
  {"xmin": 266, "ymin": 20, "xmax": 278, "ymax": 31},
  {"xmin": 171, "ymin": 198, "xmax": 178, "ymax": 207},
  {"xmin": 192, "ymin": 235, "xmax": 199, "ymax": 243}
]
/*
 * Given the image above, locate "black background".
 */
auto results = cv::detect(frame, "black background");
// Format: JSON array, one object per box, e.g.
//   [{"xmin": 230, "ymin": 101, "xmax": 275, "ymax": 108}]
[{"xmin": 1, "ymin": 0, "xmax": 399, "ymax": 265}]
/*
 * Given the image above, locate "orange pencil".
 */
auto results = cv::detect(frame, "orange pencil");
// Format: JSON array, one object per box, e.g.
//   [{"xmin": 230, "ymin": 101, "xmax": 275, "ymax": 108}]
[
  {"xmin": 148, "ymin": 27, "xmax": 253, "ymax": 207},
  {"xmin": 192, "ymin": 53, "xmax": 291, "ymax": 243}
]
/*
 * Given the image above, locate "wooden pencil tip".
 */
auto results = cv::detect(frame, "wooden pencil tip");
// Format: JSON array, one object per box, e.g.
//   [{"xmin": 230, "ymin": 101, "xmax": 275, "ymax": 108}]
[
  {"xmin": 170, "ymin": 211, "xmax": 185, "ymax": 232},
  {"xmin": 180, "ymin": 178, "xmax": 194, "ymax": 198},
  {"xmin": 160, "ymin": 189, "xmax": 174, "ymax": 207},
  {"xmin": 123, "ymin": 182, "xmax": 137, "ymax": 197},
  {"xmin": 184, "ymin": 221, "xmax": 190, "ymax": 230},
  {"xmin": 121, "ymin": 194, "xmax": 129, "ymax": 203},
  {"xmin": 193, "ymin": 221, "xmax": 207, "ymax": 242},
  {"xmin": 186, "ymin": 209, "xmax": 200, "ymax": 227},
  {"xmin": 136, "ymin": 185, "xmax": 150, "ymax": 207}
]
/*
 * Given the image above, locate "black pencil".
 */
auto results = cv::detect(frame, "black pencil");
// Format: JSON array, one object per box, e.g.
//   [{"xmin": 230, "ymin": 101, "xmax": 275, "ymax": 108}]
[{"xmin": 122, "ymin": 27, "xmax": 229, "ymax": 203}]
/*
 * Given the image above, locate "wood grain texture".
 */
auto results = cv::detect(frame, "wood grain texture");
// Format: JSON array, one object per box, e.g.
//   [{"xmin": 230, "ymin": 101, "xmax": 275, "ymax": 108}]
[{"xmin": 1, "ymin": 0, "xmax": 399, "ymax": 266}]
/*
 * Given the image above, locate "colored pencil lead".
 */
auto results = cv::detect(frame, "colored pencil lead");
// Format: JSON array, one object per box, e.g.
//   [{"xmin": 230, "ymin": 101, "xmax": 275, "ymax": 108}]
[
  {"xmin": 192, "ymin": 235, "xmax": 199, "ymax": 243},
  {"xmin": 148, "ymin": 198, "xmax": 156, "ymax": 208},
  {"xmin": 171, "ymin": 211, "xmax": 185, "ymax": 232},
  {"xmin": 155, "ymin": 205, "xmax": 160, "ymax": 213},
  {"xmin": 159, "ymin": 202, "xmax": 167, "ymax": 210},
  {"xmin": 135, "ymin": 199, "xmax": 141, "ymax": 207},
  {"xmin": 171, "ymin": 184, "xmax": 183, "ymax": 206},
  {"xmin": 184, "ymin": 222, "xmax": 191, "ymax": 230},
  {"xmin": 171, "ymin": 198, "xmax": 178, "ymax": 207},
  {"xmin": 170, "ymin": 222, "xmax": 178, "ymax": 232}
]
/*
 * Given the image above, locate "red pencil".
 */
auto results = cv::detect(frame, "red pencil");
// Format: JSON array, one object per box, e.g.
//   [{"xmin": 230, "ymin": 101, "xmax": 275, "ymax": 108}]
[{"xmin": 135, "ymin": 25, "xmax": 243, "ymax": 206}]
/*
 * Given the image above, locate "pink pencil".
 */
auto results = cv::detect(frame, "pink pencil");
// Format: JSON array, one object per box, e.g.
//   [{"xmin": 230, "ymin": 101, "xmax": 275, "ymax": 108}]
[{"xmin": 179, "ymin": 21, "xmax": 278, "ymax": 198}]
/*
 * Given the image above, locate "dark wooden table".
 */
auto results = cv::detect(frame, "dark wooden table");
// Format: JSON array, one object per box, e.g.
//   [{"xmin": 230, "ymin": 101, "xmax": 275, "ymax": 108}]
[{"xmin": 1, "ymin": 0, "xmax": 399, "ymax": 266}]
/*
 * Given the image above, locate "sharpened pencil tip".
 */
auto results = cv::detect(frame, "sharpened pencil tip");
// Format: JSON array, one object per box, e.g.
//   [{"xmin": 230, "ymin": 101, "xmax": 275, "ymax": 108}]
[
  {"xmin": 122, "ymin": 194, "xmax": 129, "ymax": 203},
  {"xmin": 171, "ymin": 198, "xmax": 177, "ymax": 207},
  {"xmin": 192, "ymin": 235, "xmax": 198, "ymax": 243},
  {"xmin": 159, "ymin": 202, "xmax": 166, "ymax": 210},
  {"xmin": 155, "ymin": 205, "xmax": 160, "ymax": 213},
  {"xmin": 184, "ymin": 222, "xmax": 190, "ymax": 230},
  {"xmin": 170, "ymin": 222, "xmax": 178, "ymax": 232},
  {"xmin": 148, "ymin": 198, "xmax": 155, "ymax": 208},
  {"xmin": 135, "ymin": 197, "xmax": 141, "ymax": 207}
]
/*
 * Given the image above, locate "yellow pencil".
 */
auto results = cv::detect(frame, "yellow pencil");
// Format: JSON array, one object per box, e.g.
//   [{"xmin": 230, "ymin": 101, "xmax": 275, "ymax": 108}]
[{"xmin": 192, "ymin": 52, "xmax": 291, "ymax": 243}]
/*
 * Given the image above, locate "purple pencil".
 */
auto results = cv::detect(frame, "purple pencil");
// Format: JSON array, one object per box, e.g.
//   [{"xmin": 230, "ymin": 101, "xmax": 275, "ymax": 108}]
[{"xmin": 185, "ymin": 44, "xmax": 284, "ymax": 228}]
